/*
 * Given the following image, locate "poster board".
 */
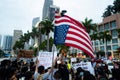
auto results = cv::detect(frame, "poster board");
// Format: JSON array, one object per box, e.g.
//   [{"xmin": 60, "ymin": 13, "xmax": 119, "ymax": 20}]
[
  {"xmin": 73, "ymin": 62, "xmax": 95, "ymax": 75},
  {"xmin": 38, "ymin": 51, "xmax": 57, "ymax": 69}
]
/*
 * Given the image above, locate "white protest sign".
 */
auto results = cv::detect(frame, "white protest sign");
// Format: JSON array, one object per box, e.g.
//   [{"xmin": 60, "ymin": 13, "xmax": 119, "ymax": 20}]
[
  {"xmin": 38, "ymin": 51, "xmax": 57, "ymax": 69},
  {"xmin": 73, "ymin": 62, "xmax": 95, "ymax": 75},
  {"xmin": 71, "ymin": 58, "xmax": 77, "ymax": 62}
]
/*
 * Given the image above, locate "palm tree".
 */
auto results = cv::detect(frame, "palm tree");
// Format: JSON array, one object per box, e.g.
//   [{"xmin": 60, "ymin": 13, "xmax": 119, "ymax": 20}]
[
  {"xmin": 19, "ymin": 35, "xmax": 26, "ymax": 47},
  {"xmin": 99, "ymin": 31, "xmax": 112, "ymax": 58},
  {"xmin": 40, "ymin": 19, "xmax": 54, "ymax": 51},
  {"xmin": 30, "ymin": 27, "xmax": 41, "ymax": 54},
  {"xmin": 102, "ymin": 5, "xmax": 113, "ymax": 18},
  {"xmin": 24, "ymin": 31, "xmax": 31, "ymax": 43},
  {"xmin": 23, "ymin": 31, "xmax": 31, "ymax": 50},
  {"xmin": 113, "ymin": 0, "xmax": 120, "ymax": 13},
  {"xmin": 39, "ymin": 37, "xmax": 54, "ymax": 51},
  {"xmin": 90, "ymin": 32, "xmax": 100, "ymax": 52},
  {"xmin": 0, "ymin": 49, "xmax": 5, "ymax": 57},
  {"xmin": 13, "ymin": 40, "xmax": 24, "ymax": 50},
  {"xmin": 30, "ymin": 27, "xmax": 39, "ymax": 39},
  {"xmin": 90, "ymin": 33, "xmax": 100, "ymax": 40},
  {"xmin": 117, "ymin": 28, "xmax": 120, "ymax": 38},
  {"xmin": 82, "ymin": 18, "xmax": 97, "ymax": 34}
]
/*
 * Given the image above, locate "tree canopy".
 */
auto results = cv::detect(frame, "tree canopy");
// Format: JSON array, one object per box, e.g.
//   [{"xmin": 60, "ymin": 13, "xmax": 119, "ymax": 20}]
[{"xmin": 103, "ymin": 0, "xmax": 120, "ymax": 18}]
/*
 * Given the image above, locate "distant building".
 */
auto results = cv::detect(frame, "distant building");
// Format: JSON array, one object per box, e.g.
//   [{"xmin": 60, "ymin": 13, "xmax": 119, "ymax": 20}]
[
  {"xmin": 49, "ymin": 5, "xmax": 60, "ymax": 21},
  {"xmin": 31, "ymin": 17, "xmax": 40, "ymax": 46},
  {"xmin": 48, "ymin": 5, "xmax": 60, "ymax": 38},
  {"xmin": 3, "ymin": 35, "xmax": 13, "ymax": 52},
  {"xmin": 0, "ymin": 35, "xmax": 2, "ymax": 47},
  {"xmin": 93, "ymin": 13, "xmax": 120, "ymax": 57},
  {"xmin": 42, "ymin": 0, "xmax": 53, "ymax": 20},
  {"xmin": 32, "ymin": 17, "xmax": 40, "ymax": 27},
  {"xmin": 12, "ymin": 30, "xmax": 23, "ymax": 48}
]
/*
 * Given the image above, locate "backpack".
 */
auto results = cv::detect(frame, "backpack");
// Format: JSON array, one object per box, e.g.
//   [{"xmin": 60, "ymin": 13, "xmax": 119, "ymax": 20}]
[{"xmin": 37, "ymin": 74, "xmax": 43, "ymax": 80}]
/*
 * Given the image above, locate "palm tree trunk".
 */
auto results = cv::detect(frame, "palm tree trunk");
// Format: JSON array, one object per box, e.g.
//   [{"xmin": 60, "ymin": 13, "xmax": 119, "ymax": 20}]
[
  {"xmin": 47, "ymin": 35, "xmax": 49, "ymax": 51},
  {"xmin": 105, "ymin": 39, "xmax": 107, "ymax": 58},
  {"xmin": 37, "ymin": 36, "xmax": 39, "ymax": 56}
]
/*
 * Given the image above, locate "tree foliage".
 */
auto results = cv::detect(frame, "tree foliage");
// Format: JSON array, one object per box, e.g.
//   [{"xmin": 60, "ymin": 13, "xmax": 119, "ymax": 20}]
[
  {"xmin": 0, "ymin": 49, "xmax": 4, "ymax": 57},
  {"xmin": 103, "ymin": 0, "xmax": 120, "ymax": 18},
  {"xmin": 82, "ymin": 18, "xmax": 97, "ymax": 33}
]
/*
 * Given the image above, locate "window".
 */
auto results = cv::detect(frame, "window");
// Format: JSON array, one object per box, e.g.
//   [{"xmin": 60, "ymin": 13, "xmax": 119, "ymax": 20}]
[
  {"xmin": 95, "ymin": 41, "xmax": 99, "ymax": 45},
  {"xmin": 111, "ymin": 21, "xmax": 116, "ymax": 29},
  {"xmin": 100, "ymin": 40, "xmax": 104, "ymax": 45},
  {"xmin": 107, "ymin": 40, "xmax": 111, "ymax": 44},
  {"xmin": 100, "ymin": 46, "xmax": 104, "ymax": 51},
  {"xmin": 112, "ymin": 45, "xmax": 118, "ymax": 50},
  {"xmin": 107, "ymin": 46, "xmax": 111, "ymax": 50},
  {"xmin": 95, "ymin": 47, "xmax": 99, "ymax": 51},
  {"xmin": 104, "ymin": 23, "xmax": 109, "ymax": 30},
  {"xmin": 111, "ymin": 29, "xmax": 118, "ymax": 37},
  {"xmin": 99, "ymin": 25, "xmax": 104, "ymax": 32},
  {"xmin": 112, "ymin": 38, "xmax": 118, "ymax": 43}
]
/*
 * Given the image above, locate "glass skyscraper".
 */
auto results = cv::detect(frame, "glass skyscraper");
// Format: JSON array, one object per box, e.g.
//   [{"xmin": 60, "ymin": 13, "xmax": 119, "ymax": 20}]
[
  {"xmin": 42, "ymin": 0, "xmax": 53, "ymax": 20},
  {"xmin": 3, "ymin": 35, "xmax": 13, "ymax": 51}
]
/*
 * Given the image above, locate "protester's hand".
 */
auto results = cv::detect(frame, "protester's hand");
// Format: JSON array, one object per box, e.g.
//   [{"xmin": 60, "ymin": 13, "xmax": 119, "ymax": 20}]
[
  {"xmin": 35, "ymin": 58, "xmax": 39, "ymax": 66},
  {"xmin": 35, "ymin": 58, "xmax": 39, "ymax": 72},
  {"xmin": 48, "ymin": 67, "xmax": 53, "ymax": 74}
]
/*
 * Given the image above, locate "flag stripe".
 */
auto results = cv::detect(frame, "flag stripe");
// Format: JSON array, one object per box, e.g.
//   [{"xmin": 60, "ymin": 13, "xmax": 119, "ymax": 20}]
[
  {"xmin": 68, "ymin": 26, "xmax": 92, "ymax": 47},
  {"xmin": 66, "ymin": 32, "xmax": 93, "ymax": 52},
  {"xmin": 65, "ymin": 15, "xmax": 86, "ymax": 30},
  {"xmin": 65, "ymin": 42, "xmax": 95, "ymax": 58},
  {"xmin": 54, "ymin": 13, "xmax": 95, "ymax": 58},
  {"xmin": 65, "ymin": 36, "xmax": 93, "ymax": 52},
  {"xmin": 55, "ymin": 21, "xmax": 91, "ymax": 43}
]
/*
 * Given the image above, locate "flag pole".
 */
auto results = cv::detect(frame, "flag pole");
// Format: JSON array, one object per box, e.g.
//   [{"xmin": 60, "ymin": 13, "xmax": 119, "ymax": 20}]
[{"xmin": 51, "ymin": 44, "xmax": 56, "ymax": 79}]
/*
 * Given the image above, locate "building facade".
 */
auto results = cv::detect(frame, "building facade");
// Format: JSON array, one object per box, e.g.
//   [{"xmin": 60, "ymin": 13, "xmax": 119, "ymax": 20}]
[
  {"xmin": 42, "ymin": 0, "xmax": 53, "ymax": 20},
  {"xmin": 0, "ymin": 35, "xmax": 2, "ymax": 48},
  {"xmin": 32, "ymin": 17, "xmax": 40, "ymax": 27},
  {"xmin": 93, "ymin": 13, "xmax": 120, "ymax": 57},
  {"xmin": 3, "ymin": 35, "xmax": 13, "ymax": 52},
  {"xmin": 12, "ymin": 30, "xmax": 23, "ymax": 48},
  {"xmin": 49, "ymin": 5, "xmax": 60, "ymax": 21}
]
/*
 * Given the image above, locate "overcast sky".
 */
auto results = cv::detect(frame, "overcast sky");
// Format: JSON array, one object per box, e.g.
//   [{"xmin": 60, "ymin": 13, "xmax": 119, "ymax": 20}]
[{"xmin": 0, "ymin": 0, "xmax": 114, "ymax": 36}]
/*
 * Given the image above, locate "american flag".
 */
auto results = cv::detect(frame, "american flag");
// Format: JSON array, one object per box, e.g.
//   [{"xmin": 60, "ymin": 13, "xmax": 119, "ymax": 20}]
[{"xmin": 54, "ymin": 13, "xmax": 95, "ymax": 58}]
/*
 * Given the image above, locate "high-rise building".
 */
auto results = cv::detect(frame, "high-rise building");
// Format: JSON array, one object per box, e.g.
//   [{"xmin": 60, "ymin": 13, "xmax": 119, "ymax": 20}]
[
  {"xmin": 48, "ymin": 5, "xmax": 60, "ymax": 38},
  {"xmin": 3, "ymin": 35, "xmax": 13, "ymax": 51},
  {"xmin": 12, "ymin": 30, "xmax": 23, "ymax": 48},
  {"xmin": 41, "ymin": 0, "xmax": 53, "ymax": 43},
  {"xmin": 93, "ymin": 13, "xmax": 120, "ymax": 57},
  {"xmin": 42, "ymin": 0, "xmax": 53, "ymax": 20},
  {"xmin": 0, "ymin": 35, "xmax": 2, "ymax": 47},
  {"xmin": 49, "ymin": 5, "xmax": 60, "ymax": 21},
  {"xmin": 32, "ymin": 17, "xmax": 40, "ymax": 27}
]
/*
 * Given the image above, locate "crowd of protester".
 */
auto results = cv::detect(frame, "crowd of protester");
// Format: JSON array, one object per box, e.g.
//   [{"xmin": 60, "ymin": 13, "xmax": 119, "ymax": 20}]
[{"xmin": 0, "ymin": 54, "xmax": 120, "ymax": 80}]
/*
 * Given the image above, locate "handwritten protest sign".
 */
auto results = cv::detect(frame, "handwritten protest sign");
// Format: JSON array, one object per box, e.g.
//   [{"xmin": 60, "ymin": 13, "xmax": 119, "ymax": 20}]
[
  {"xmin": 73, "ymin": 62, "xmax": 95, "ymax": 75},
  {"xmin": 38, "ymin": 51, "xmax": 57, "ymax": 69},
  {"xmin": 71, "ymin": 58, "xmax": 77, "ymax": 62}
]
